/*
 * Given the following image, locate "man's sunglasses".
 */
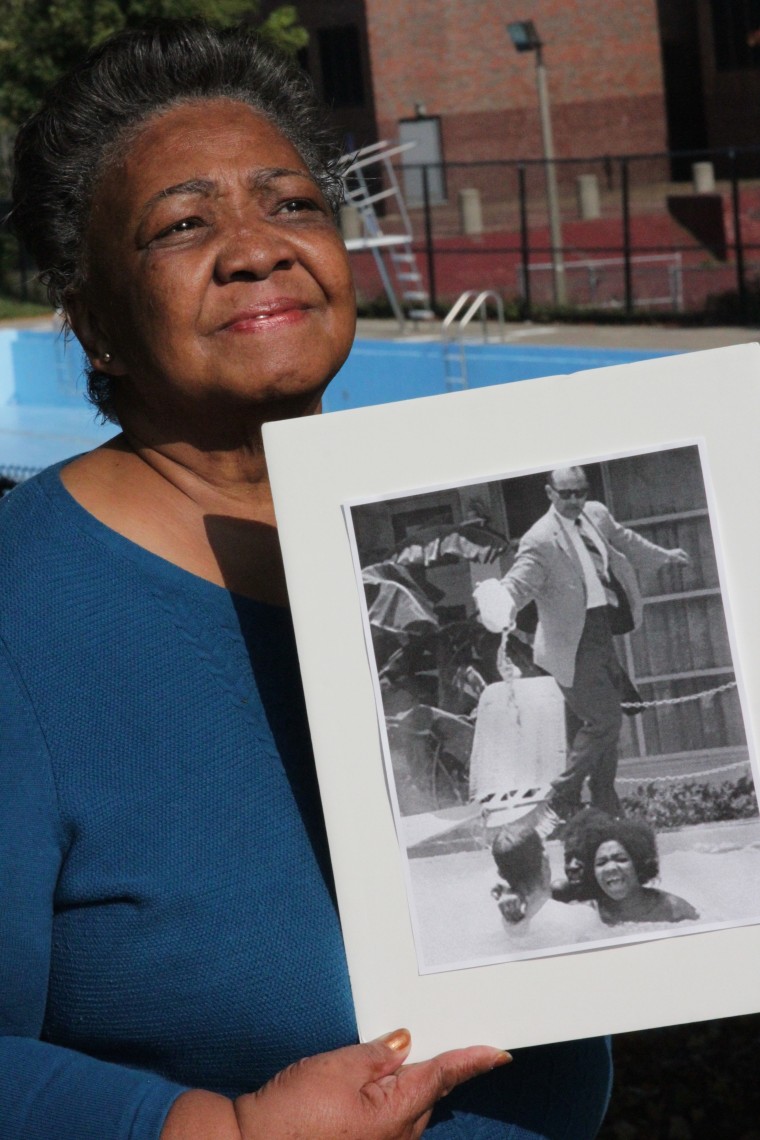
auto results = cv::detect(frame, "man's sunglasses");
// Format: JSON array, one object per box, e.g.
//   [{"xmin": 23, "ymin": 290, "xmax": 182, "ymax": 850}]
[{"xmin": 552, "ymin": 486, "xmax": 589, "ymax": 500}]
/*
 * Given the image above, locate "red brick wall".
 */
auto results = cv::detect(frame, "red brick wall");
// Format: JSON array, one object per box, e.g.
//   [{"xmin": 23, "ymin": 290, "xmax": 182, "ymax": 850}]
[
  {"xmin": 366, "ymin": 0, "xmax": 667, "ymax": 161},
  {"xmin": 377, "ymin": 94, "xmax": 668, "ymax": 166}
]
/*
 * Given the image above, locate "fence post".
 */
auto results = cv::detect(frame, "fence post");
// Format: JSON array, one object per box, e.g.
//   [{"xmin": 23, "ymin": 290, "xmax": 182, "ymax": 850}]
[
  {"xmin": 621, "ymin": 158, "xmax": 633, "ymax": 316},
  {"xmin": 421, "ymin": 164, "xmax": 437, "ymax": 314},
  {"xmin": 518, "ymin": 163, "xmax": 531, "ymax": 319},
  {"xmin": 603, "ymin": 154, "xmax": 613, "ymax": 190},
  {"xmin": 729, "ymin": 149, "xmax": 748, "ymax": 322}
]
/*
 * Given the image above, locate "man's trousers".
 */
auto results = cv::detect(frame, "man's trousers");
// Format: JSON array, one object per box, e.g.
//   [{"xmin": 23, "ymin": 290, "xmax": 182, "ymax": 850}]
[{"xmin": 552, "ymin": 606, "xmax": 624, "ymax": 816}]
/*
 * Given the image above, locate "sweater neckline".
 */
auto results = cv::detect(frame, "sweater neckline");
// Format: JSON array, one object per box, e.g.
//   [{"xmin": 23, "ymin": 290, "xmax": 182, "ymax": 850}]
[{"xmin": 41, "ymin": 460, "xmax": 288, "ymax": 615}]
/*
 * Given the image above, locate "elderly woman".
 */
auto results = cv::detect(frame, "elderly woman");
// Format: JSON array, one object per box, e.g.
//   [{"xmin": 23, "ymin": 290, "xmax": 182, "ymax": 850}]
[
  {"xmin": 575, "ymin": 816, "xmax": 699, "ymax": 926},
  {"xmin": 2, "ymin": 21, "xmax": 612, "ymax": 1140}
]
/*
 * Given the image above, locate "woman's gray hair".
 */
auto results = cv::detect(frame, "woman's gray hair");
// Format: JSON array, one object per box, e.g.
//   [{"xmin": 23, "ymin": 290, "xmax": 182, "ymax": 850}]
[{"xmin": 10, "ymin": 19, "xmax": 344, "ymax": 421}]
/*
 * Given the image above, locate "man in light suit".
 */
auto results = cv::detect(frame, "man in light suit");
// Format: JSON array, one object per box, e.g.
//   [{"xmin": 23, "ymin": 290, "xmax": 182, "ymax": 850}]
[{"xmin": 475, "ymin": 465, "xmax": 689, "ymax": 820}]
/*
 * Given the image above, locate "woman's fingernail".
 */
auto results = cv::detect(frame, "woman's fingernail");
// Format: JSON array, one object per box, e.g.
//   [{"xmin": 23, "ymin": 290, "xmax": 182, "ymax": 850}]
[
  {"xmin": 378, "ymin": 1028, "xmax": 411, "ymax": 1052},
  {"xmin": 492, "ymin": 1050, "xmax": 513, "ymax": 1067}
]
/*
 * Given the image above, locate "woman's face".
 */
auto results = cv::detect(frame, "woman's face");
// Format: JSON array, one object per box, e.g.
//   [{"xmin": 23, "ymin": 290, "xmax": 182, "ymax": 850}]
[
  {"xmin": 76, "ymin": 99, "xmax": 356, "ymax": 421},
  {"xmin": 593, "ymin": 840, "xmax": 638, "ymax": 901}
]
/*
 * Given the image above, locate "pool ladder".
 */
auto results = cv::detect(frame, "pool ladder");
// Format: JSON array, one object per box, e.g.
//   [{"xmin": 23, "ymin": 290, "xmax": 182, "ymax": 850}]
[{"xmin": 441, "ymin": 290, "xmax": 505, "ymax": 390}]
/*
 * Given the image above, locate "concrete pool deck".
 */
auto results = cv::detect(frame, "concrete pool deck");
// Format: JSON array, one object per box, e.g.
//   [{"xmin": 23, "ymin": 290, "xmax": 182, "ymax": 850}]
[
  {"xmin": 355, "ymin": 316, "xmax": 760, "ymax": 353},
  {"xmin": 5, "ymin": 312, "xmax": 760, "ymax": 352}
]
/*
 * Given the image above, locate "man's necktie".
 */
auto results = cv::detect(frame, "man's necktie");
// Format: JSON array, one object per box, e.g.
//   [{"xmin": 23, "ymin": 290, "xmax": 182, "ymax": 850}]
[{"xmin": 575, "ymin": 519, "xmax": 619, "ymax": 609}]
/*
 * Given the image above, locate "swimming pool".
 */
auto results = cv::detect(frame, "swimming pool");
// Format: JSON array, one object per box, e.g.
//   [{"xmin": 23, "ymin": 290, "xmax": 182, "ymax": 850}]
[
  {"xmin": 410, "ymin": 817, "xmax": 760, "ymax": 972},
  {"xmin": 0, "ymin": 326, "xmax": 672, "ymax": 476},
  {"xmin": 322, "ymin": 337, "xmax": 672, "ymax": 413},
  {"xmin": 0, "ymin": 327, "xmax": 119, "ymax": 479}
]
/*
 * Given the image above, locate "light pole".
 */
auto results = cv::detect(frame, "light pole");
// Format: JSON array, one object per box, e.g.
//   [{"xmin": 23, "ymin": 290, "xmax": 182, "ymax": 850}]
[{"xmin": 507, "ymin": 20, "xmax": 566, "ymax": 307}]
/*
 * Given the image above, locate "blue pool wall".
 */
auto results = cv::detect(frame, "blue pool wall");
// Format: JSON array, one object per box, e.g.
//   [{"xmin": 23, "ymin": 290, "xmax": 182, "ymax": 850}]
[
  {"xmin": 0, "ymin": 327, "xmax": 86, "ymax": 408},
  {"xmin": 322, "ymin": 339, "xmax": 670, "ymax": 413},
  {"xmin": 0, "ymin": 327, "xmax": 671, "ymax": 476},
  {"xmin": 0, "ymin": 328, "xmax": 670, "ymax": 414}
]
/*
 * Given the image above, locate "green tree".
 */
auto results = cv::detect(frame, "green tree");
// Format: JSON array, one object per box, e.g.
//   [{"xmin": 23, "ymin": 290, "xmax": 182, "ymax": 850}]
[{"xmin": 0, "ymin": 0, "xmax": 308, "ymax": 127}]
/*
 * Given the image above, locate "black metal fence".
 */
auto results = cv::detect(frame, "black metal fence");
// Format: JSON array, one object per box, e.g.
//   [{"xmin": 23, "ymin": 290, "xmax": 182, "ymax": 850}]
[
  {"xmin": 6, "ymin": 145, "xmax": 760, "ymax": 321},
  {"xmin": 347, "ymin": 144, "xmax": 760, "ymax": 322}
]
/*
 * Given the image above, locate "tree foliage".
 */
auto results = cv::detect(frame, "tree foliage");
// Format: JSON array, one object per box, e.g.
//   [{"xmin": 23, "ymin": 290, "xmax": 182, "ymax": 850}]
[{"xmin": 0, "ymin": 0, "xmax": 308, "ymax": 127}]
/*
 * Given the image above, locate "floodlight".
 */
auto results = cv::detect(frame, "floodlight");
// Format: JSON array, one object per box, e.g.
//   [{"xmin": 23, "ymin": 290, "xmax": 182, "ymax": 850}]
[{"xmin": 507, "ymin": 20, "xmax": 542, "ymax": 53}]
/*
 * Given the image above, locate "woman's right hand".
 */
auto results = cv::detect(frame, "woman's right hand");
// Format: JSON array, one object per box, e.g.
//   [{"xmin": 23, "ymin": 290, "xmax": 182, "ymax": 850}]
[{"xmin": 162, "ymin": 1029, "xmax": 511, "ymax": 1139}]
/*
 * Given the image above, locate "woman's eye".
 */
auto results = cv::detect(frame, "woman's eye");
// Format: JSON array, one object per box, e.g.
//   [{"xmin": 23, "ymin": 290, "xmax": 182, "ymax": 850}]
[
  {"xmin": 154, "ymin": 216, "xmax": 205, "ymax": 240},
  {"xmin": 278, "ymin": 197, "xmax": 321, "ymax": 214}
]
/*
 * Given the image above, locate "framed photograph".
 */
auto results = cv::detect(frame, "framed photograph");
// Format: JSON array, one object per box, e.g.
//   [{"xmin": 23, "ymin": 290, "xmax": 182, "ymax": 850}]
[{"xmin": 263, "ymin": 344, "xmax": 760, "ymax": 1060}]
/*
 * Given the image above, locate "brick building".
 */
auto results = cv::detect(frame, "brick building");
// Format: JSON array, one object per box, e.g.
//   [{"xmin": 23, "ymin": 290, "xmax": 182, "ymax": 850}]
[
  {"xmin": 363, "ymin": 0, "xmax": 668, "ymax": 163},
  {"xmin": 261, "ymin": 1, "xmax": 760, "ymax": 169}
]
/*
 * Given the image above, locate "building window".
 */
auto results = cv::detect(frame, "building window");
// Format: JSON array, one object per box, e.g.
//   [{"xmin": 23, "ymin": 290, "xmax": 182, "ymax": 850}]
[
  {"xmin": 391, "ymin": 504, "xmax": 454, "ymax": 544},
  {"xmin": 317, "ymin": 25, "xmax": 366, "ymax": 107},
  {"xmin": 711, "ymin": 0, "xmax": 760, "ymax": 69}
]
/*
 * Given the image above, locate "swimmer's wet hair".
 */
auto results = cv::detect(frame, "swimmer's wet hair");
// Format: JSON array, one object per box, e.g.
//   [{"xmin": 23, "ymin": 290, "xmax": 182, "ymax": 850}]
[{"xmin": 492, "ymin": 829, "xmax": 546, "ymax": 923}]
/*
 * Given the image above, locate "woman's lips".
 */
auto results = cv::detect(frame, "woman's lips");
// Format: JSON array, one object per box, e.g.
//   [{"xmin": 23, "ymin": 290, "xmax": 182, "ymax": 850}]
[
  {"xmin": 602, "ymin": 874, "xmax": 626, "ymax": 894},
  {"xmin": 220, "ymin": 301, "xmax": 310, "ymax": 333}
]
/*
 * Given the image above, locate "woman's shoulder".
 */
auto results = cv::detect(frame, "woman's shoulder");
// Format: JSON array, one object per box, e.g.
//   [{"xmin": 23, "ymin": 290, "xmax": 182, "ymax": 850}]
[
  {"xmin": 643, "ymin": 888, "xmax": 699, "ymax": 922},
  {"xmin": 0, "ymin": 460, "xmax": 77, "ymax": 528},
  {"xmin": 0, "ymin": 462, "xmax": 124, "ymax": 644},
  {"xmin": 0, "ymin": 465, "xmax": 78, "ymax": 580}
]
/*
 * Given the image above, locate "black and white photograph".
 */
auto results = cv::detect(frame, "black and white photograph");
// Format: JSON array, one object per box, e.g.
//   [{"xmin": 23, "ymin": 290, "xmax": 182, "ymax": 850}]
[{"xmin": 346, "ymin": 442, "xmax": 760, "ymax": 973}]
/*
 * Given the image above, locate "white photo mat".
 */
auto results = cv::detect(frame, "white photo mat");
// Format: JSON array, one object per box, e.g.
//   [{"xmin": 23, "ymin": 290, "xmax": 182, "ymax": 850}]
[{"xmin": 263, "ymin": 343, "xmax": 760, "ymax": 1060}]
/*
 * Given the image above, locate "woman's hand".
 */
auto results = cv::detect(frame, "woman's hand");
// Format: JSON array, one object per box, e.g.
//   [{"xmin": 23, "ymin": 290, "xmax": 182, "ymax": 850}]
[{"xmin": 162, "ymin": 1029, "xmax": 511, "ymax": 1139}]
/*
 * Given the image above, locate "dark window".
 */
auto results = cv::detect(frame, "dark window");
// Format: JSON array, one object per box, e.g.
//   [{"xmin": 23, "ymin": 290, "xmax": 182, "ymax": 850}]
[
  {"xmin": 391, "ymin": 505, "xmax": 454, "ymax": 543},
  {"xmin": 317, "ymin": 25, "xmax": 365, "ymax": 107},
  {"xmin": 711, "ymin": 0, "xmax": 760, "ymax": 69}
]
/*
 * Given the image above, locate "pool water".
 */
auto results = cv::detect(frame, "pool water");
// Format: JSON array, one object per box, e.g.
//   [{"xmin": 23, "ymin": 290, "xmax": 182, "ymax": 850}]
[
  {"xmin": 0, "ymin": 327, "xmax": 118, "ymax": 479},
  {"xmin": 0, "ymin": 327, "xmax": 671, "ymax": 476},
  {"xmin": 322, "ymin": 338, "xmax": 671, "ymax": 413},
  {"xmin": 409, "ymin": 817, "xmax": 760, "ymax": 972}
]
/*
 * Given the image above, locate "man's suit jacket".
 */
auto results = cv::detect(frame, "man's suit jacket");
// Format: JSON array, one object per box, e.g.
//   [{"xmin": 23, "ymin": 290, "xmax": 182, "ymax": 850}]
[{"xmin": 502, "ymin": 501, "xmax": 671, "ymax": 687}]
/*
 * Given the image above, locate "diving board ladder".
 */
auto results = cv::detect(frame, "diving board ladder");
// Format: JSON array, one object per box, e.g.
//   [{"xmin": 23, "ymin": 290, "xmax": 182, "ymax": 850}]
[{"xmin": 337, "ymin": 140, "xmax": 434, "ymax": 328}]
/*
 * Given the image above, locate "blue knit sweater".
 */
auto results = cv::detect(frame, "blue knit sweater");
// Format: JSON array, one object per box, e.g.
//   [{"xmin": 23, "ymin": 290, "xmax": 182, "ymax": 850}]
[
  {"xmin": 0, "ymin": 463, "xmax": 357, "ymax": 1137},
  {"xmin": 0, "ymin": 464, "xmax": 611, "ymax": 1140}
]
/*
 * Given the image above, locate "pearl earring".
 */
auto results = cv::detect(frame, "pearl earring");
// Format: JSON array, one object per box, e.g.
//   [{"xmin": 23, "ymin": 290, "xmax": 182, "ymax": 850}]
[{"xmin": 103, "ymin": 352, "xmax": 113, "ymax": 364}]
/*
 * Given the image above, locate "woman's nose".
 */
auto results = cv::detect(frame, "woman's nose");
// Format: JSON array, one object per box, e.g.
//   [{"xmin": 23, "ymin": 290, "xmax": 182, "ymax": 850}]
[{"xmin": 214, "ymin": 219, "xmax": 296, "ymax": 283}]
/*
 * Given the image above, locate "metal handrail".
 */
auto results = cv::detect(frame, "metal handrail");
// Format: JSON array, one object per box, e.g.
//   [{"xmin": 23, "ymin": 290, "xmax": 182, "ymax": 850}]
[{"xmin": 441, "ymin": 290, "xmax": 505, "ymax": 341}]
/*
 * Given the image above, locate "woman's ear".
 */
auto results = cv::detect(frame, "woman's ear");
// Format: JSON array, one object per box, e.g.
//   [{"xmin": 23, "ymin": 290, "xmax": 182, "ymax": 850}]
[{"xmin": 65, "ymin": 290, "xmax": 127, "ymax": 376}]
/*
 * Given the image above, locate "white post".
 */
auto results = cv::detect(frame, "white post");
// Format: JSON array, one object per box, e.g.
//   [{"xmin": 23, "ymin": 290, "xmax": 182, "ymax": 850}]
[
  {"xmin": 576, "ymin": 173, "xmax": 601, "ymax": 220},
  {"xmin": 458, "ymin": 188, "xmax": 483, "ymax": 235},
  {"xmin": 339, "ymin": 204, "xmax": 362, "ymax": 241},
  {"xmin": 535, "ymin": 49, "xmax": 566, "ymax": 306},
  {"xmin": 692, "ymin": 161, "xmax": 715, "ymax": 194}
]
